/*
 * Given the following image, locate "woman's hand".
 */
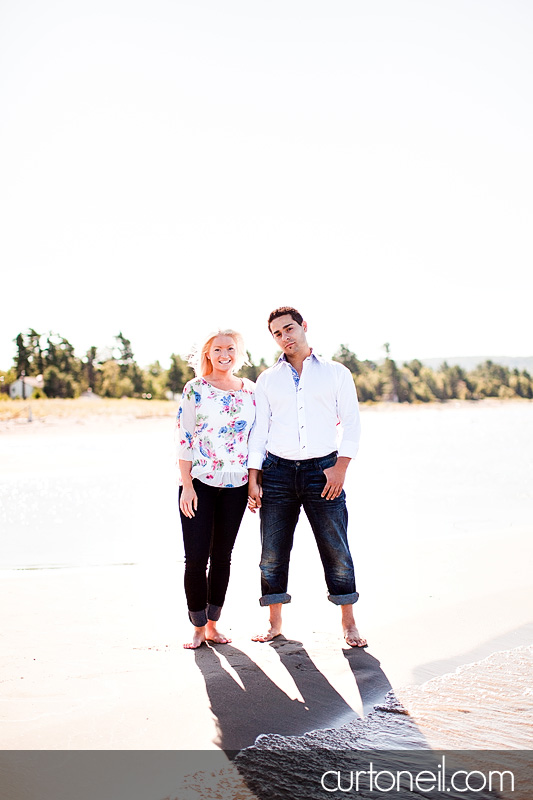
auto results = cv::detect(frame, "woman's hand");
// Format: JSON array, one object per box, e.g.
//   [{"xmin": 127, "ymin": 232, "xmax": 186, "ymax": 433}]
[
  {"xmin": 247, "ymin": 469, "xmax": 263, "ymax": 513},
  {"xmin": 180, "ymin": 485, "xmax": 198, "ymax": 518}
]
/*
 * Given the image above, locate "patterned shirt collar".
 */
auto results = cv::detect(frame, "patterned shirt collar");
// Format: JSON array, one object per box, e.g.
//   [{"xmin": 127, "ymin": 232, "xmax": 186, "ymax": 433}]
[{"xmin": 276, "ymin": 348, "xmax": 323, "ymax": 366}]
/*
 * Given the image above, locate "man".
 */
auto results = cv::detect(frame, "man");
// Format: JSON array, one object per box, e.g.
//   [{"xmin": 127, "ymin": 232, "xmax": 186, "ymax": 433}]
[{"xmin": 247, "ymin": 306, "xmax": 367, "ymax": 647}]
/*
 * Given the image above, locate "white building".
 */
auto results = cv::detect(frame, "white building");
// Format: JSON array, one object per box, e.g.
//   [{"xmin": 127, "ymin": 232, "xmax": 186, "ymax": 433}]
[{"xmin": 9, "ymin": 376, "xmax": 44, "ymax": 399}]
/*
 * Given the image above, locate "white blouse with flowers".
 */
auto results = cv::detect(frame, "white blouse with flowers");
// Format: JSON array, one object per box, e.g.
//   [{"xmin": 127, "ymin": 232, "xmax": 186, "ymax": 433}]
[{"xmin": 176, "ymin": 377, "xmax": 256, "ymax": 488}]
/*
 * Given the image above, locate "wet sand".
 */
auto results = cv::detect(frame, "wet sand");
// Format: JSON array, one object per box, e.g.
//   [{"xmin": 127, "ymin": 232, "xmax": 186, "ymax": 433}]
[{"xmin": 1, "ymin": 402, "xmax": 532, "ymax": 798}]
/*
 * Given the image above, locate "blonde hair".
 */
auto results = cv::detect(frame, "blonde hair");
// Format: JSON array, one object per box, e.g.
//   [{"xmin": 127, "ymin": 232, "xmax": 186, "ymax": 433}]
[{"xmin": 189, "ymin": 329, "xmax": 247, "ymax": 378}]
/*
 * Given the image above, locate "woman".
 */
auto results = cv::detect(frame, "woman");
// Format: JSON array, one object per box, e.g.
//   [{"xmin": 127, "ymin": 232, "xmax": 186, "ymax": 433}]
[{"xmin": 176, "ymin": 329, "xmax": 255, "ymax": 649}]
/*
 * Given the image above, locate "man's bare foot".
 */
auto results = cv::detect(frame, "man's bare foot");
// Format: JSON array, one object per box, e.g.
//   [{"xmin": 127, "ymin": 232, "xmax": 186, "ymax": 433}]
[
  {"xmin": 251, "ymin": 626, "xmax": 282, "ymax": 643},
  {"xmin": 344, "ymin": 625, "xmax": 368, "ymax": 647},
  {"xmin": 205, "ymin": 621, "xmax": 231, "ymax": 644},
  {"xmin": 183, "ymin": 626, "xmax": 206, "ymax": 649},
  {"xmin": 252, "ymin": 602, "xmax": 283, "ymax": 642},
  {"xmin": 341, "ymin": 604, "xmax": 367, "ymax": 647}
]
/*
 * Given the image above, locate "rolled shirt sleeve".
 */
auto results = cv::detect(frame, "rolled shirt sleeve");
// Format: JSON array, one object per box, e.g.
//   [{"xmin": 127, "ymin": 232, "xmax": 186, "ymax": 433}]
[
  {"xmin": 247, "ymin": 377, "xmax": 271, "ymax": 470},
  {"xmin": 175, "ymin": 382, "xmax": 197, "ymax": 463},
  {"xmin": 336, "ymin": 365, "xmax": 361, "ymax": 459}
]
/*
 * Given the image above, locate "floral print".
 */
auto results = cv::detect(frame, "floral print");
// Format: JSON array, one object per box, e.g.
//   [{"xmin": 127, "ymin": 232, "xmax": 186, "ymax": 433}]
[{"xmin": 176, "ymin": 377, "xmax": 256, "ymax": 488}]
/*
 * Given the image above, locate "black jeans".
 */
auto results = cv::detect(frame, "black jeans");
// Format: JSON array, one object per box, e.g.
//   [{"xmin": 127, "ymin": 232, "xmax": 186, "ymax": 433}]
[{"xmin": 179, "ymin": 479, "xmax": 248, "ymax": 627}]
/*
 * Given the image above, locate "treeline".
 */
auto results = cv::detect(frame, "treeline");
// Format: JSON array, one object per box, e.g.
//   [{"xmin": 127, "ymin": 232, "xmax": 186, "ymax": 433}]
[
  {"xmin": 332, "ymin": 344, "xmax": 533, "ymax": 402},
  {"xmin": 2, "ymin": 330, "xmax": 197, "ymax": 400},
  {"xmin": 2, "ymin": 329, "xmax": 532, "ymax": 402}
]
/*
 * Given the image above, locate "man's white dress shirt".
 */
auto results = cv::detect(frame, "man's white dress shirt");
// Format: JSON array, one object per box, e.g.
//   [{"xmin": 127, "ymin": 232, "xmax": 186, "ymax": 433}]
[{"xmin": 247, "ymin": 351, "xmax": 361, "ymax": 469}]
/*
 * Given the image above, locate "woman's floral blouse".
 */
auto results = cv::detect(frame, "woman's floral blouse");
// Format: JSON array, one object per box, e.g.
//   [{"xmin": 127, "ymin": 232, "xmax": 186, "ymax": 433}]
[{"xmin": 176, "ymin": 377, "xmax": 256, "ymax": 488}]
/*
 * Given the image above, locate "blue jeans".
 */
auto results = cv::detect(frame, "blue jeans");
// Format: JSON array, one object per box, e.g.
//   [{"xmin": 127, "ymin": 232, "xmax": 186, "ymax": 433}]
[{"xmin": 259, "ymin": 452, "xmax": 359, "ymax": 607}]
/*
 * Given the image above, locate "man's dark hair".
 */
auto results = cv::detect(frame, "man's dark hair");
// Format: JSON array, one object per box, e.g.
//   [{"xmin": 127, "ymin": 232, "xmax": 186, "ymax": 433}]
[{"xmin": 267, "ymin": 306, "xmax": 304, "ymax": 331}]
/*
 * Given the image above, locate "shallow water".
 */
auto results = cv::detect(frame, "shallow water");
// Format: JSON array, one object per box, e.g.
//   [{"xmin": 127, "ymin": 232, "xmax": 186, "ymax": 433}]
[
  {"xmin": 399, "ymin": 645, "xmax": 533, "ymax": 749},
  {"xmin": 1, "ymin": 402, "xmax": 532, "ymax": 570},
  {"xmin": 0, "ymin": 418, "xmax": 181, "ymax": 568}
]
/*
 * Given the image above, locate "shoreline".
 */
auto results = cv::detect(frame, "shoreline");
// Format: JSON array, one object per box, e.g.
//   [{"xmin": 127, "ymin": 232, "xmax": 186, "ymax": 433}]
[{"xmin": 1, "ymin": 394, "xmax": 530, "ymax": 426}]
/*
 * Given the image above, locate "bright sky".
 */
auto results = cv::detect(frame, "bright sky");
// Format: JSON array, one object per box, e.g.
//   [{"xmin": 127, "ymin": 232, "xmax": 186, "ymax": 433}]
[{"xmin": 1, "ymin": 0, "xmax": 532, "ymax": 370}]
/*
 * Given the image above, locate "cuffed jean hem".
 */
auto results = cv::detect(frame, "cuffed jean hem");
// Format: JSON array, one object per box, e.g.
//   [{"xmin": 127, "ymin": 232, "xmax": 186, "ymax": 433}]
[
  {"xmin": 327, "ymin": 591, "xmax": 360, "ymax": 606},
  {"xmin": 188, "ymin": 604, "xmax": 223, "ymax": 626},
  {"xmin": 207, "ymin": 603, "xmax": 222, "ymax": 621},
  {"xmin": 189, "ymin": 608, "xmax": 208, "ymax": 627},
  {"xmin": 259, "ymin": 592, "xmax": 291, "ymax": 607}
]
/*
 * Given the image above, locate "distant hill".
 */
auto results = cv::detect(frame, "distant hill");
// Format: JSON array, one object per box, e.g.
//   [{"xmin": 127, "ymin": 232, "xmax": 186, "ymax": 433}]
[{"xmin": 416, "ymin": 356, "xmax": 533, "ymax": 373}]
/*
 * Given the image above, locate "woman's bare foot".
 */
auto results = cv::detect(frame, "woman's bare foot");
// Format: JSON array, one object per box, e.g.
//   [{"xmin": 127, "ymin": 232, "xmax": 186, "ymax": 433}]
[
  {"xmin": 183, "ymin": 626, "xmax": 206, "ymax": 649},
  {"xmin": 205, "ymin": 620, "xmax": 231, "ymax": 644},
  {"xmin": 252, "ymin": 603, "xmax": 282, "ymax": 642}
]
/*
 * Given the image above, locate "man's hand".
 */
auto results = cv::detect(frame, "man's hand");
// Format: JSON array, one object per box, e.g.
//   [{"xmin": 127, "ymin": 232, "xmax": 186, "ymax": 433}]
[
  {"xmin": 321, "ymin": 457, "xmax": 351, "ymax": 500},
  {"xmin": 247, "ymin": 468, "xmax": 263, "ymax": 513},
  {"xmin": 180, "ymin": 485, "xmax": 198, "ymax": 518}
]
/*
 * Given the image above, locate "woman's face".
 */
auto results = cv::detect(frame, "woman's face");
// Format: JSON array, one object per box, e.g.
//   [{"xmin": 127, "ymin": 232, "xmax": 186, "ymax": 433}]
[{"xmin": 208, "ymin": 335, "xmax": 238, "ymax": 373}]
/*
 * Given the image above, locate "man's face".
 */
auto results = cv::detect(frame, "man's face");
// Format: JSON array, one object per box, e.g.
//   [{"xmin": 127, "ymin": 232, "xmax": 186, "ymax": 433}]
[{"xmin": 269, "ymin": 314, "xmax": 308, "ymax": 358}]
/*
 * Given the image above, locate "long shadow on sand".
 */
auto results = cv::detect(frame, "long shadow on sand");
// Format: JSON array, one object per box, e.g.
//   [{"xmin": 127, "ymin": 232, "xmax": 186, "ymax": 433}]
[
  {"xmin": 194, "ymin": 637, "xmax": 394, "ymax": 754},
  {"xmin": 342, "ymin": 646, "xmax": 394, "ymax": 714}
]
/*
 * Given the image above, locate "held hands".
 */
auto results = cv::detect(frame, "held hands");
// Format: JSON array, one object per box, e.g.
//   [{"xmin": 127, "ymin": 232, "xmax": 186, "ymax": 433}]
[
  {"xmin": 247, "ymin": 470, "xmax": 263, "ymax": 513},
  {"xmin": 180, "ymin": 485, "xmax": 198, "ymax": 518}
]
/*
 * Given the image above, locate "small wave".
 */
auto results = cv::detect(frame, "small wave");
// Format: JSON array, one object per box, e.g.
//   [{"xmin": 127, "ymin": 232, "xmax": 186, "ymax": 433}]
[
  {"xmin": 242, "ymin": 644, "xmax": 533, "ymax": 752},
  {"xmin": 231, "ymin": 646, "xmax": 532, "ymax": 800}
]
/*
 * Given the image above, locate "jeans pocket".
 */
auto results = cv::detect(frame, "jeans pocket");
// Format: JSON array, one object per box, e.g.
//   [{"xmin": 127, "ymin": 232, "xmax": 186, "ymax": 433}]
[
  {"xmin": 262, "ymin": 455, "xmax": 276, "ymax": 473},
  {"xmin": 319, "ymin": 454, "xmax": 338, "ymax": 472}
]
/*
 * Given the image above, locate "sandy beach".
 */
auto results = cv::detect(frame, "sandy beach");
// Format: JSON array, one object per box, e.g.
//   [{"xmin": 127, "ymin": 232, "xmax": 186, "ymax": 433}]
[{"xmin": 1, "ymin": 400, "xmax": 532, "ymax": 798}]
